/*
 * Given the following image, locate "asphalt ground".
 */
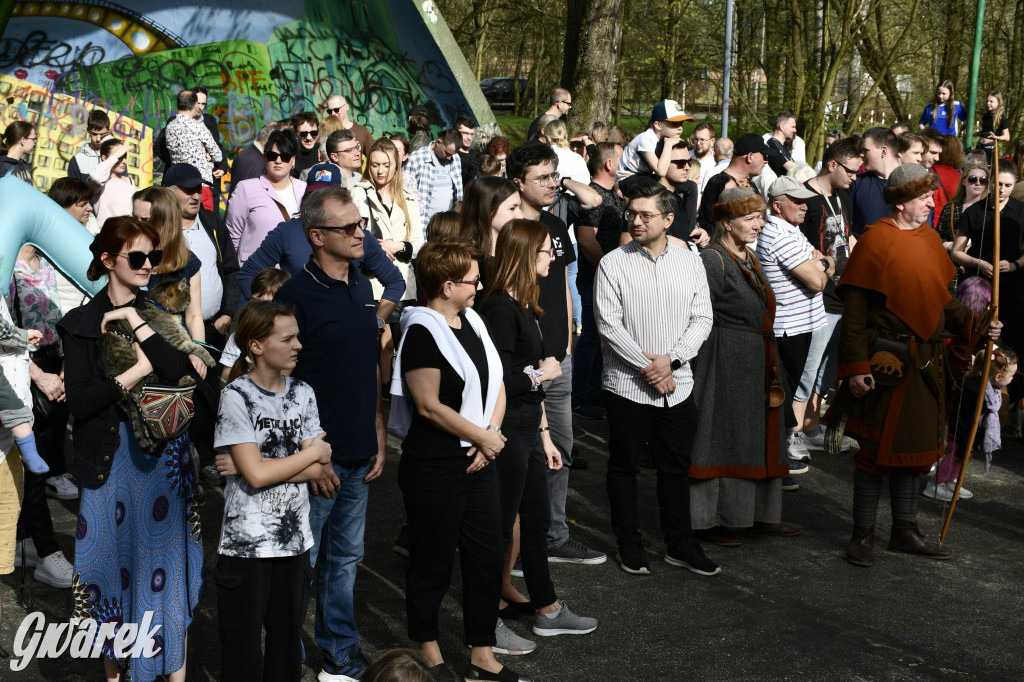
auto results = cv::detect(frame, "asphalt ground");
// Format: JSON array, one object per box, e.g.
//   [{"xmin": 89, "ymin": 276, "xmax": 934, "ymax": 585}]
[{"xmin": 2, "ymin": 407, "xmax": 1023, "ymax": 681}]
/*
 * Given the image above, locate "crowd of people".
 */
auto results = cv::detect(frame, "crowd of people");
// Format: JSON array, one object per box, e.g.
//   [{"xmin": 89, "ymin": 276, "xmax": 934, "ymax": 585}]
[{"xmin": 0, "ymin": 78, "xmax": 1016, "ymax": 681}]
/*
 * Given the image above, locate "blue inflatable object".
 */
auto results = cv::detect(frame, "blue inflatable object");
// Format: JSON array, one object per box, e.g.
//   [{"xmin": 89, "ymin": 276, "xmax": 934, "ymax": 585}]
[{"xmin": 0, "ymin": 176, "xmax": 106, "ymax": 296}]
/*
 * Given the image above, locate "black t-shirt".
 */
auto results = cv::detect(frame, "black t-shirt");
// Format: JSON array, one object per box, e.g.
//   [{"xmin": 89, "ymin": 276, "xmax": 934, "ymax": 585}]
[
  {"xmin": 800, "ymin": 181, "xmax": 852, "ymax": 314},
  {"xmin": 401, "ymin": 314, "xmax": 490, "ymax": 458},
  {"xmin": 668, "ymin": 180, "xmax": 698, "ymax": 240},
  {"xmin": 576, "ymin": 182, "xmax": 624, "ymax": 286},
  {"xmin": 765, "ymin": 137, "xmax": 792, "ymax": 176},
  {"xmin": 961, "ymin": 198, "xmax": 1024, "ymax": 276},
  {"xmin": 537, "ymin": 211, "xmax": 575, "ymax": 359},
  {"xmin": 293, "ymin": 146, "xmax": 320, "ymax": 178},
  {"xmin": 980, "ymin": 112, "xmax": 1009, "ymax": 145},
  {"xmin": 477, "ymin": 292, "xmax": 545, "ymax": 408}
]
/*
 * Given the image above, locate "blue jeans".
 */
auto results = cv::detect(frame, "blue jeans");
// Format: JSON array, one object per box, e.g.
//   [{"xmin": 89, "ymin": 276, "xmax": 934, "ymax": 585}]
[
  {"xmin": 308, "ymin": 457, "xmax": 373, "ymax": 670},
  {"xmin": 569, "ymin": 243, "xmax": 582, "ymax": 328},
  {"xmin": 813, "ymin": 313, "xmax": 842, "ymax": 395}
]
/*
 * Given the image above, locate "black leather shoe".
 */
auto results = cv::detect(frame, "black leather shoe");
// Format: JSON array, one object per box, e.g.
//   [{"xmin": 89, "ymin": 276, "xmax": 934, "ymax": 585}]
[
  {"xmin": 846, "ymin": 525, "xmax": 875, "ymax": 567},
  {"xmin": 695, "ymin": 526, "xmax": 742, "ymax": 547},
  {"xmin": 888, "ymin": 521, "xmax": 952, "ymax": 560},
  {"xmin": 429, "ymin": 663, "xmax": 456, "ymax": 682},
  {"xmin": 465, "ymin": 663, "xmax": 532, "ymax": 681}
]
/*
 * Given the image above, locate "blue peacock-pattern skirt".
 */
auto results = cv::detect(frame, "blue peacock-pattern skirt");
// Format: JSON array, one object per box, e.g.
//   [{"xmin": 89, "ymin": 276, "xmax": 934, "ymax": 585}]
[{"xmin": 71, "ymin": 422, "xmax": 203, "ymax": 682}]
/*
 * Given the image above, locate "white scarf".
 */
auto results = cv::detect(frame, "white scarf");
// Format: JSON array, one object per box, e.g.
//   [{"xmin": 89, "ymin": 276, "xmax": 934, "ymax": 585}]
[{"xmin": 388, "ymin": 306, "xmax": 502, "ymax": 445}]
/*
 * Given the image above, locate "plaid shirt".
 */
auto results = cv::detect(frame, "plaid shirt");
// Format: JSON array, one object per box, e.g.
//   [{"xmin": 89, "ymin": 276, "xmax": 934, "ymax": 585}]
[{"xmin": 405, "ymin": 144, "xmax": 462, "ymax": 232}]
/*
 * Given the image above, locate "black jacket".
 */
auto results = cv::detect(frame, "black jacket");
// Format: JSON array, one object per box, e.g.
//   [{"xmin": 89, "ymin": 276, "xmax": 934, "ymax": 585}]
[
  {"xmin": 195, "ymin": 207, "xmax": 241, "ymax": 319},
  {"xmin": 57, "ymin": 289, "xmax": 195, "ymax": 489}
]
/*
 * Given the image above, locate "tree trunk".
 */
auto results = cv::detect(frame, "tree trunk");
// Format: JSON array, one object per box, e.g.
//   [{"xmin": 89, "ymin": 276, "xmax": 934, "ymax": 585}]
[
  {"xmin": 568, "ymin": 0, "xmax": 625, "ymax": 136},
  {"xmin": 561, "ymin": 0, "xmax": 587, "ymax": 89}
]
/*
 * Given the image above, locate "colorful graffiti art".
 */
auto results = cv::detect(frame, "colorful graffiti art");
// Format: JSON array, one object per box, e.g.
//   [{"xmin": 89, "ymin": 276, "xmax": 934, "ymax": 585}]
[{"xmin": 0, "ymin": 0, "xmax": 491, "ymax": 171}]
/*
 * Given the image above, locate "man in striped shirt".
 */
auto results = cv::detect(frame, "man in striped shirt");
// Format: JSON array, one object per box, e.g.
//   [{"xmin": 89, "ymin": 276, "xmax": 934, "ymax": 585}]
[
  {"xmin": 594, "ymin": 183, "xmax": 718, "ymax": 577},
  {"xmin": 757, "ymin": 176, "xmax": 832, "ymax": 469}
]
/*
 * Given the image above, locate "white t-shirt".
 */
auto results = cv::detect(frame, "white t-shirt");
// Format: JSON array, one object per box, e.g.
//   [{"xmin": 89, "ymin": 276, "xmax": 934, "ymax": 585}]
[
  {"xmin": 274, "ymin": 185, "xmax": 300, "ymax": 220},
  {"xmin": 184, "ymin": 217, "xmax": 222, "ymax": 320},
  {"xmin": 215, "ymin": 375, "xmax": 322, "ymax": 558},
  {"xmin": 617, "ymin": 128, "xmax": 659, "ymax": 178}
]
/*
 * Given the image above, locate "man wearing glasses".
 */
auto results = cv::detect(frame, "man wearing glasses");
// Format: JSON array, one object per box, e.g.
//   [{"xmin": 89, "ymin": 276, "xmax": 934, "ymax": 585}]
[
  {"xmin": 324, "ymin": 94, "xmax": 375, "ymax": 153},
  {"xmin": 507, "ymin": 143, "xmax": 608, "ymax": 567},
  {"xmin": 594, "ymin": 184, "xmax": 716, "ymax": 576},
  {"xmin": 527, "ymin": 88, "xmax": 572, "ymax": 140},
  {"xmin": 303, "ymin": 130, "xmax": 363, "ymax": 189},
  {"xmin": 797, "ymin": 137, "xmax": 862, "ymax": 456},
  {"xmin": 291, "ymin": 111, "xmax": 322, "ymax": 179},
  {"xmin": 690, "ymin": 122, "xmax": 717, "ymax": 185},
  {"xmin": 275, "ymin": 187, "xmax": 392, "ymax": 682},
  {"xmin": 405, "ymin": 129, "xmax": 463, "ymax": 226}
]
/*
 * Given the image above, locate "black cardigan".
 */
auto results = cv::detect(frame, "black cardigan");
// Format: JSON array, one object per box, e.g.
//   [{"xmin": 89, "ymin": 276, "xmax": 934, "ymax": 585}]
[{"xmin": 57, "ymin": 288, "xmax": 196, "ymax": 489}]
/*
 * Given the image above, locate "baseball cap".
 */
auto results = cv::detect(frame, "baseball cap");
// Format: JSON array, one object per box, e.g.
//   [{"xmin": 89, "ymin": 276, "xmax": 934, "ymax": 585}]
[
  {"xmin": 306, "ymin": 163, "xmax": 343, "ymax": 187},
  {"xmin": 769, "ymin": 175, "xmax": 817, "ymax": 199},
  {"xmin": 651, "ymin": 100, "xmax": 694, "ymax": 123},
  {"xmin": 161, "ymin": 163, "xmax": 208, "ymax": 188},
  {"xmin": 734, "ymin": 133, "xmax": 770, "ymax": 156}
]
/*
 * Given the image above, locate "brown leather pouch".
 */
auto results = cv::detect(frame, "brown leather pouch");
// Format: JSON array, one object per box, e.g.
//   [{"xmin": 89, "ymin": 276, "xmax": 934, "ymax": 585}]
[{"xmin": 869, "ymin": 336, "xmax": 912, "ymax": 387}]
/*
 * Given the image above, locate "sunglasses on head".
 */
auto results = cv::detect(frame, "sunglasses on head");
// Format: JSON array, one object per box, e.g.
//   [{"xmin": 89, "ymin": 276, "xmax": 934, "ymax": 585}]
[
  {"xmin": 265, "ymin": 151, "xmax": 295, "ymax": 163},
  {"xmin": 299, "ymin": 129, "xmax": 319, "ymax": 138},
  {"xmin": 119, "ymin": 250, "xmax": 163, "ymax": 269}
]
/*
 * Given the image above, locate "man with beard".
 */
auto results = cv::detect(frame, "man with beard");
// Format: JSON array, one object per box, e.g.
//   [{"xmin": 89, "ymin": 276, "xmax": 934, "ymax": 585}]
[{"xmin": 405, "ymin": 129, "xmax": 463, "ymax": 226}]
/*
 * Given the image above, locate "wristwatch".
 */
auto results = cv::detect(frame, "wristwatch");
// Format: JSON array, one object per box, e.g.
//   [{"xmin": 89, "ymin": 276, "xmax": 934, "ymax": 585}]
[
  {"xmin": 376, "ymin": 317, "xmax": 386, "ymax": 333},
  {"xmin": 820, "ymin": 258, "xmax": 831, "ymax": 272},
  {"xmin": 670, "ymin": 357, "xmax": 682, "ymax": 371}
]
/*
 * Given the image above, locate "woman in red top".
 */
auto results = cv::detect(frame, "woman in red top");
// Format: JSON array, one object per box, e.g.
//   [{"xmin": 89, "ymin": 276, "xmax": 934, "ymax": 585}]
[{"xmin": 932, "ymin": 134, "xmax": 964, "ymax": 221}]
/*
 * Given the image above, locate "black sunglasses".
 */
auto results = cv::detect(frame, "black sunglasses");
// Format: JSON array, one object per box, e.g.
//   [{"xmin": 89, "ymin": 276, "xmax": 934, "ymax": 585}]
[
  {"xmin": 326, "ymin": 107, "xmax": 342, "ymax": 114},
  {"xmin": 299, "ymin": 129, "xmax": 319, "ymax": 138},
  {"xmin": 671, "ymin": 158, "xmax": 692, "ymax": 168},
  {"xmin": 265, "ymin": 151, "xmax": 295, "ymax": 163},
  {"xmin": 966, "ymin": 175, "xmax": 989, "ymax": 185},
  {"xmin": 119, "ymin": 250, "xmax": 163, "ymax": 269},
  {"xmin": 315, "ymin": 218, "xmax": 367, "ymax": 236}
]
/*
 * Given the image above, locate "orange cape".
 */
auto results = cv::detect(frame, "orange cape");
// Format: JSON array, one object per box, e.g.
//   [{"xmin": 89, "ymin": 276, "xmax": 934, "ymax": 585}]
[{"xmin": 836, "ymin": 218, "xmax": 955, "ymax": 339}]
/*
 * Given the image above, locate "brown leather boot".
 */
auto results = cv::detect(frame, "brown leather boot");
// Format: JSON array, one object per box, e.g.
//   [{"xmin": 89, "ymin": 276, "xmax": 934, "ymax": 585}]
[
  {"xmin": 888, "ymin": 521, "xmax": 953, "ymax": 560},
  {"xmin": 846, "ymin": 526, "xmax": 875, "ymax": 567}
]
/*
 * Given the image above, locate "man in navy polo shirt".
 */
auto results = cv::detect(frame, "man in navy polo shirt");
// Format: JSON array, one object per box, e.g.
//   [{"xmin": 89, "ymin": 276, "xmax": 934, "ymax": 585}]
[{"xmin": 276, "ymin": 187, "xmax": 387, "ymax": 682}]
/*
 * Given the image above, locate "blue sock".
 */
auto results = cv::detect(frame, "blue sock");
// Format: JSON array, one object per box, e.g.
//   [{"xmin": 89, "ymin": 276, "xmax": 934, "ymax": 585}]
[{"xmin": 15, "ymin": 434, "xmax": 48, "ymax": 475}]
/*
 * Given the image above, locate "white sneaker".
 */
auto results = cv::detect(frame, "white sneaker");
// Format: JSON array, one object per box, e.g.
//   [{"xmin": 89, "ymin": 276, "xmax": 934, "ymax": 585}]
[
  {"xmin": 787, "ymin": 432, "xmax": 812, "ymax": 462},
  {"xmin": 922, "ymin": 480, "xmax": 971, "ymax": 502},
  {"xmin": 802, "ymin": 429, "xmax": 851, "ymax": 452},
  {"xmin": 45, "ymin": 473, "xmax": 79, "ymax": 500},
  {"xmin": 34, "ymin": 550, "xmax": 73, "ymax": 588},
  {"xmin": 14, "ymin": 538, "xmax": 39, "ymax": 567}
]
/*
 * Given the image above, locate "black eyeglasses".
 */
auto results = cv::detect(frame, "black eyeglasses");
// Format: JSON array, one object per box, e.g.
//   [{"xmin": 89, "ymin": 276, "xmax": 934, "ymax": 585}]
[
  {"xmin": 838, "ymin": 162, "xmax": 861, "ymax": 176},
  {"xmin": 118, "ymin": 250, "xmax": 163, "ymax": 269},
  {"xmin": 265, "ymin": 151, "xmax": 295, "ymax": 163},
  {"xmin": 452, "ymin": 278, "xmax": 482, "ymax": 287},
  {"xmin": 299, "ymin": 129, "xmax": 319, "ymax": 138},
  {"xmin": 966, "ymin": 175, "xmax": 989, "ymax": 185},
  {"xmin": 315, "ymin": 218, "xmax": 367, "ymax": 236},
  {"xmin": 671, "ymin": 158, "xmax": 692, "ymax": 168},
  {"xmin": 625, "ymin": 210, "xmax": 666, "ymax": 223}
]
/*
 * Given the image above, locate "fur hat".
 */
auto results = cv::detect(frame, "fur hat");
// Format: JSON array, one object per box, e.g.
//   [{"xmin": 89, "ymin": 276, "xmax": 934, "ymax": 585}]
[
  {"xmin": 883, "ymin": 163, "xmax": 939, "ymax": 205},
  {"xmin": 713, "ymin": 187, "xmax": 766, "ymax": 221}
]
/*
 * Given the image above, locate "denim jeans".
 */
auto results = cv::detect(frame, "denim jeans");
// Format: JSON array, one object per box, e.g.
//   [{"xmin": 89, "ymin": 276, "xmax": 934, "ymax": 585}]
[
  {"xmin": 571, "ymin": 282, "xmax": 602, "ymax": 410},
  {"xmin": 569, "ymin": 243, "xmax": 582, "ymax": 328},
  {"xmin": 308, "ymin": 457, "xmax": 373, "ymax": 670},
  {"xmin": 797, "ymin": 321, "xmax": 831, "ymax": 402},
  {"xmin": 813, "ymin": 312, "xmax": 843, "ymax": 396},
  {"xmin": 545, "ymin": 355, "xmax": 574, "ymax": 549}
]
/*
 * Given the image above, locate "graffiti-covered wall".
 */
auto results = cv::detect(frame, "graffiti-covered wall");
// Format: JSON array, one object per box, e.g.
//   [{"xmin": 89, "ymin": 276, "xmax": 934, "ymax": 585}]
[{"xmin": 0, "ymin": 0, "xmax": 491, "ymax": 188}]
